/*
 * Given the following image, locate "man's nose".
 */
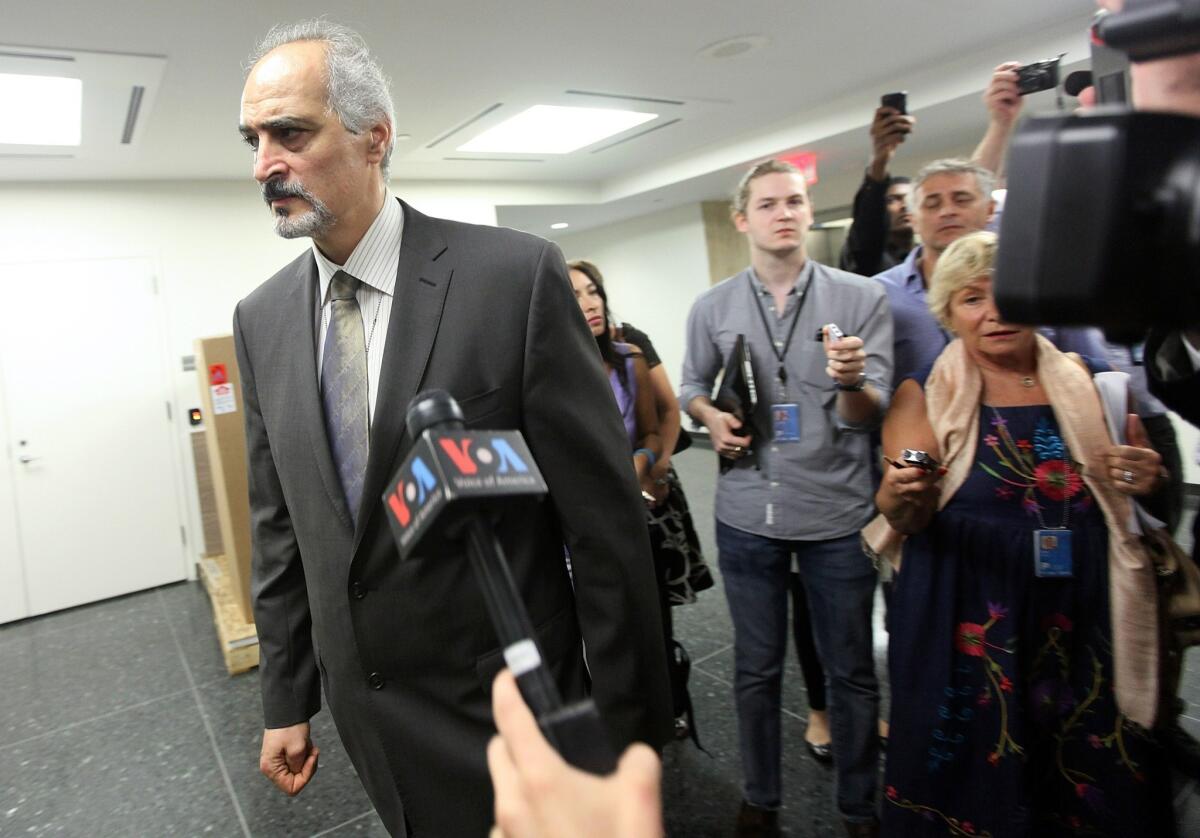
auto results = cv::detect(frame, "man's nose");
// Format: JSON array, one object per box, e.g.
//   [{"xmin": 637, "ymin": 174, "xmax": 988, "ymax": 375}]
[{"xmin": 252, "ymin": 139, "xmax": 287, "ymax": 184}]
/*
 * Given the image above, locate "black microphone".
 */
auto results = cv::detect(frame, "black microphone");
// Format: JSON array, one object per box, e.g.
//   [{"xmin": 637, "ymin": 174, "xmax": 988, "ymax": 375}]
[{"xmin": 382, "ymin": 389, "xmax": 618, "ymax": 775}]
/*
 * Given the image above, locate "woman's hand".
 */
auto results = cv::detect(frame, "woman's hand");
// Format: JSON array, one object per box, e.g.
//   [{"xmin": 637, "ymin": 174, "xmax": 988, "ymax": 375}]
[
  {"xmin": 1105, "ymin": 413, "xmax": 1164, "ymax": 497},
  {"xmin": 640, "ymin": 471, "xmax": 668, "ymax": 509},
  {"xmin": 877, "ymin": 455, "xmax": 945, "ymax": 534}
]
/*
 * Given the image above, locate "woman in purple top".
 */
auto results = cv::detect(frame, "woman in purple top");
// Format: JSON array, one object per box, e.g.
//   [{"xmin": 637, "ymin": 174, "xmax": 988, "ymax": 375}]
[{"xmin": 567, "ymin": 262, "xmax": 661, "ymax": 485}]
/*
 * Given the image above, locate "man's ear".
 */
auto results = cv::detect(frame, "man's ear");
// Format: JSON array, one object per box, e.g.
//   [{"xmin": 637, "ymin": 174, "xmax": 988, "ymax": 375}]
[
  {"xmin": 366, "ymin": 120, "xmax": 392, "ymax": 164},
  {"xmin": 732, "ymin": 211, "xmax": 748, "ymax": 233}
]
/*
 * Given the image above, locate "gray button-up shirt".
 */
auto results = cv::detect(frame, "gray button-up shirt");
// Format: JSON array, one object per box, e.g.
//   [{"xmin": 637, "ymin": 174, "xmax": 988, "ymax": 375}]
[{"xmin": 679, "ymin": 261, "xmax": 894, "ymax": 541}]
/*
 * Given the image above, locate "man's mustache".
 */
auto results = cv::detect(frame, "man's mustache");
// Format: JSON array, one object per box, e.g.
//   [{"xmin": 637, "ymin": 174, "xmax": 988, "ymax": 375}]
[{"xmin": 262, "ymin": 178, "xmax": 317, "ymax": 205}]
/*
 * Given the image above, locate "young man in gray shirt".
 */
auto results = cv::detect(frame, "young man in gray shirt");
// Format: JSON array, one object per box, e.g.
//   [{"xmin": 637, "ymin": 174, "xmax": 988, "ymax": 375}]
[{"xmin": 680, "ymin": 160, "xmax": 892, "ymax": 838}]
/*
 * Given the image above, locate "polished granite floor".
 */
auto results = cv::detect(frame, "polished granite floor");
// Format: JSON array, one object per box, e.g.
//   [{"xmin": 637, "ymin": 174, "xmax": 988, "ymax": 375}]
[{"xmin": 1, "ymin": 448, "xmax": 1197, "ymax": 837}]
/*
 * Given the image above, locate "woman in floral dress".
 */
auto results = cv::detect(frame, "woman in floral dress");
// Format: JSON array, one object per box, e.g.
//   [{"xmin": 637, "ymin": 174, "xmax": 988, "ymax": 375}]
[{"xmin": 869, "ymin": 232, "xmax": 1172, "ymax": 837}]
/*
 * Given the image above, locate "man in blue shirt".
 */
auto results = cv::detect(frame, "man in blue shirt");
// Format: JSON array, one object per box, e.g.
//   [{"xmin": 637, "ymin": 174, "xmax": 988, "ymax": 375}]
[
  {"xmin": 874, "ymin": 158, "xmax": 993, "ymax": 385},
  {"xmin": 875, "ymin": 158, "xmax": 1103, "ymax": 385}
]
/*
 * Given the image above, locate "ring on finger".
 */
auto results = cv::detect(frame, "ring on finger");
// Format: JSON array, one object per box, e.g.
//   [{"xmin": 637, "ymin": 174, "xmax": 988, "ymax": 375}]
[{"xmin": 1122, "ymin": 469, "xmax": 1134, "ymax": 484}]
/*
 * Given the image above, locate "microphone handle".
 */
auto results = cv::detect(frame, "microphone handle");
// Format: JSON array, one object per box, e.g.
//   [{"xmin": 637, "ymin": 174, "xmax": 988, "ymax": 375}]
[{"xmin": 462, "ymin": 516, "xmax": 618, "ymax": 774}]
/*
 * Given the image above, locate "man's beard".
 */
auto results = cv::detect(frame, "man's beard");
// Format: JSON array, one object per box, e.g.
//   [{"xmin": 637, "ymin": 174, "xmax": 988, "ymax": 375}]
[{"xmin": 262, "ymin": 178, "xmax": 336, "ymax": 239}]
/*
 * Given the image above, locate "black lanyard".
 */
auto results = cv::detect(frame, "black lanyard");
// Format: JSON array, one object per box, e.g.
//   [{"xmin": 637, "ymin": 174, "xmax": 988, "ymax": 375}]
[{"xmin": 748, "ymin": 272, "xmax": 810, "ymax": 386}]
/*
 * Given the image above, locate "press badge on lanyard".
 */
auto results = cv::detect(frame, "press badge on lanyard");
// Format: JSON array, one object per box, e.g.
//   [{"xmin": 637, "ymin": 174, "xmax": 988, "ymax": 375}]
[
  {"xmin": 750, "ymin": 274, "xmax": 808, "ymax": 445},
  {"xmin": 1034, "ymin": 529, "xmax": 1073, "ymax": 578},
  {"xmin": 773, "ymin": 403, "xmax": 800, "ymax": 442}
]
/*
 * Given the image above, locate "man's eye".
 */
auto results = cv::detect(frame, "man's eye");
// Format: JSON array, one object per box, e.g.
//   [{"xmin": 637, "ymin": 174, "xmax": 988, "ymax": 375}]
[{"xmin": 242, "ymin": 135, "xmax": 258, "ymax": 150}]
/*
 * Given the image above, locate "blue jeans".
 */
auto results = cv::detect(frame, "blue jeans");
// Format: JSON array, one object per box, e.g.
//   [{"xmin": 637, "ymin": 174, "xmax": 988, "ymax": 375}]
[{"xmin": 717, "ymin": 520, "xmax": 880, "ymax": 821}]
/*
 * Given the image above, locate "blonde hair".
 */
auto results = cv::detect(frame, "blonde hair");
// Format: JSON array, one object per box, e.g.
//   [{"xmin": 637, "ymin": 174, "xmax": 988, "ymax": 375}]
[
  {"xmin": 731, "ymin": 159, "xmax": 804, "ymax": 216},
  {"xmin": 927, "ymin": 231, "xmax": 998, "ymax": 330}
]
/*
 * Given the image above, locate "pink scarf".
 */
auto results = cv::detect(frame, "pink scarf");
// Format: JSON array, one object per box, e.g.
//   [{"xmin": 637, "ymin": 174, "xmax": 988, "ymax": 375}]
[{"xmin": 863, "ymin": 335, "xmax": 1160, "ymax": 728}]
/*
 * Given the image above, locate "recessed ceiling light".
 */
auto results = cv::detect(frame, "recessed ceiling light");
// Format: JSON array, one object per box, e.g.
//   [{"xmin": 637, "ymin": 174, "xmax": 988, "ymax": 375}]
[
  {"xmin": 458, "ymin": 105, "xmax": 657, "ymax": 155},
  {"xmin": 697, "ymin": 35, "xmax": 769, "ymax": 61},
  {"xmin": 550, "ymin": 222, "xmax": 569, "ymax": 230},
  {"xmin": 0, "ymin": 73, "xmax": 82, "ymax": 145}
]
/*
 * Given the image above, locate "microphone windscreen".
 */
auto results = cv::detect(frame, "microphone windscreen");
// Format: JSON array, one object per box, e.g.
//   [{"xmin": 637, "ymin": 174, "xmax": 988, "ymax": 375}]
[
  {"xmin": 1064, "ymin": 70, "xmax": 1094, "ymax": 97},
  {"xmin": 407, "ymin": 389, "xmax": 464, "ymax": 436}
]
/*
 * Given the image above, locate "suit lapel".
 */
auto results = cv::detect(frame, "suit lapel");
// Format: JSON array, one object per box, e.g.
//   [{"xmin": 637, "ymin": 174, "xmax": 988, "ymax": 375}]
[
  {"xmin": 353, "ymin": 201, "xmax": 452, "ymax": 553},
  {"xmin": 290, "ymin": 253, "xmax": 355, "ymax": 529}
]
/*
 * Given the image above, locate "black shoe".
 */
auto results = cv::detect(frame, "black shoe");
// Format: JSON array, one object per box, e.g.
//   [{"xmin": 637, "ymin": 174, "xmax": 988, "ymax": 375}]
[
  {"xmin": 673, "ymin": 714, "xmax": 690, "ymax": 741},
  {"xmin": 805, "ymin": 739, "xmax": 833, "ymax": 764},
  {"xmin": 735, "ymin": 801, "xmax": 780, "ymax": 838}
]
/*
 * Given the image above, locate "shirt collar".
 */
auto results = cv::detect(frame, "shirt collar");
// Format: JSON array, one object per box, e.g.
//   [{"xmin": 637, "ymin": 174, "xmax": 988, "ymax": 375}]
[
  {"xmin": 900, "ymin": 246, "xmax": 926, "ymax": 297},
  {"xmin": 747, "ymin": 259, "xmax": 814, "ymax": 297},
  {"xmin": 312, "ymin": 191, "xmax": 403, "ymax": 303}
]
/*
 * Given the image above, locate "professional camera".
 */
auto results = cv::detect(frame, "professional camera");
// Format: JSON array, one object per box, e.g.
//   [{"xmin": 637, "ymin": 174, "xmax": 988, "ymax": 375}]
[
  {"xmin": 1016, "ymin": 55, "xmax": 1064, "ymax": 95},
  {"xmin": 994, "ymin": 0, "xmax": 1200, "ymax": 336}
]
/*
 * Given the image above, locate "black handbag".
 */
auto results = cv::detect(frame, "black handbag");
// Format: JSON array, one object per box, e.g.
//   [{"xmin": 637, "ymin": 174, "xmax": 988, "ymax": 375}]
[{"xmin": 673, "ymin": 428, "xmax": 692, "ymax": 454}]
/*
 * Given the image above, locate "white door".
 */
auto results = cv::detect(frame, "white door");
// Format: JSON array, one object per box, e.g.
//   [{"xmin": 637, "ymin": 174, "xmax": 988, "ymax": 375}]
[
  {"xmin": 0, "ymin": 257, "xmax": 185, "ymax": 618},
  {"xmin": 0, "ymin": 374, "xmax": 28, "ymax": 623}
]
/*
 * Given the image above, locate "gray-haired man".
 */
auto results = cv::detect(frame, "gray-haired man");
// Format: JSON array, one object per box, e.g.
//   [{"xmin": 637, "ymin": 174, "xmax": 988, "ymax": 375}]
[
  {"xmin": 874, "ymin": 158, "xmax": 1102, "ymax": 384},
  {"xmin": 235, "ymin": 19, "xmax": 670, "ymax": 836}
]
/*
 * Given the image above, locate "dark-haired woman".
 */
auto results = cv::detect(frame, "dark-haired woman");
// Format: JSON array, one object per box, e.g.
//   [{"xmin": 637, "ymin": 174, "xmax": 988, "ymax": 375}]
[
  {"xmin": 568, "ymin": 260, "xmax": 713, "ymax": 738},
  {"xmin": 567, "ymin": 265, "xmax": 661, "ymax": 482}
]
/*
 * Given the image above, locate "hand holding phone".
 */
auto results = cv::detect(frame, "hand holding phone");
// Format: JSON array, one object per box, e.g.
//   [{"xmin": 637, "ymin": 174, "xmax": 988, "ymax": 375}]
[
  {"xmin": 880, "ymin": 91, "xmax": 907, "ymax": 115},
  {"xmin": 883, "ymin": 449, "xmax": 942, "ymax": 473}
]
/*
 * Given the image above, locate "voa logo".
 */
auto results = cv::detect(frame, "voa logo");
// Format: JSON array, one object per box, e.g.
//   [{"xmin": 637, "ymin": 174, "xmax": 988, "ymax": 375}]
[
  {"xmin": 386, "ymin": 455, "xmax": 438, "ymax": 528},
  {"xmin": 436, "ymin": 436, "xmax": 530, "ymax": 476}
]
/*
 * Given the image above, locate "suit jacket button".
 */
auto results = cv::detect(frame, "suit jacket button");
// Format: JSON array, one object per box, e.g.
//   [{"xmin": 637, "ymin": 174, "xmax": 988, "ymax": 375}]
[
  {"xmin": 351, "ymin": 581, "xmax": 366, "ymax": 600},
  {"xmin": 368, "ymin": 672, "xmax": 385, "ymax": 690}
]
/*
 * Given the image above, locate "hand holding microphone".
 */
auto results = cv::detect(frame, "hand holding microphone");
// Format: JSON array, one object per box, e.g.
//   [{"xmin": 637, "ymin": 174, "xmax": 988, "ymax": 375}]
[{"xmin": 383, "ymin": 390, "xmax": 618, "ymax": 776}]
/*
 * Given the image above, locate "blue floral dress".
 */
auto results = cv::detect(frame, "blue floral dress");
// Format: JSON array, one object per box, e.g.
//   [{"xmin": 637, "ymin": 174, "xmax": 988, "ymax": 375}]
[{"xmin": 883, "ymin": 401, "xmax": 1172, "ymax": 837}]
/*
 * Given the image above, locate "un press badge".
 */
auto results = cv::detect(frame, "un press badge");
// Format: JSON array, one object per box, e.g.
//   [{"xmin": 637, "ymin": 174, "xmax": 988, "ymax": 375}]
[
  {"xmin": 772, "ymin": 403, "xmax": 800, "ymax": 442},
  {"xmin": 1034, "ymin": 529, "xmax": 1073, "ymax": 578}
]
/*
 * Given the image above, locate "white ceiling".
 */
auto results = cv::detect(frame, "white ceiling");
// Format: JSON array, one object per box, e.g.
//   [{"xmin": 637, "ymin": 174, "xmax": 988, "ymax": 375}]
[{"xmin": 2, "ymin": 0, "xmax": 1095, "ymax": 232}]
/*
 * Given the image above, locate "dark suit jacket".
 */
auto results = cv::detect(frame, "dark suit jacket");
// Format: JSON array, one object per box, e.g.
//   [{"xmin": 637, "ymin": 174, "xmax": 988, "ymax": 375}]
[{"xmin": 233, "ymin": 200, "xmax": 671, "ymax": 837}]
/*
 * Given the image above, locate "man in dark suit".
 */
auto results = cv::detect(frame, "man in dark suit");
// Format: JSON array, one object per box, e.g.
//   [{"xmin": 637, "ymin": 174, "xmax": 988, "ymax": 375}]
[{"xmin": 234, "ymin": 20, "xmax": 670, "ymax": 836}]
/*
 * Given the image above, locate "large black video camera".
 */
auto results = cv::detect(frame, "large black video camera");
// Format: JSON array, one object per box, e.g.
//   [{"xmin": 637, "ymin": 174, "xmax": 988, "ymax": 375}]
[{"xmin": 994, "ymin": 0, "xmax": 1200, "ymax": 337}]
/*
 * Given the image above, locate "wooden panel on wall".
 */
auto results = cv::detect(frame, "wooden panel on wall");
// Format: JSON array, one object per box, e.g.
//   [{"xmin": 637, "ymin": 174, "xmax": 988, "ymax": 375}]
[{"xmin": 701, "ymin": 201, "xmax": 748, "ymax": 286}]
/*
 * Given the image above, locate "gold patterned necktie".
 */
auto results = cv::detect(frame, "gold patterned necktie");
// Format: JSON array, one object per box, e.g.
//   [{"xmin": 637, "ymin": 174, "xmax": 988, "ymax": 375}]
[{"xmin": 321, "ymin": 270, "xmax": 369, "ymax": 518}]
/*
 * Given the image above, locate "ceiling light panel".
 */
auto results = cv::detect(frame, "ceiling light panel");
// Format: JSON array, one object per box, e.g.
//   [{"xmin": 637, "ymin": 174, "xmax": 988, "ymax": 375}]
[
  {"xmin": 458, "ymin": 105, "xmax": 657, "ymax": 154},
  {"xmin": 0, "ymin": 46, "xmax": 165, "ymax": 176},
  {"xmin": 0, "ymin": 73, "xmax": 81, "ymax": 145}
]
